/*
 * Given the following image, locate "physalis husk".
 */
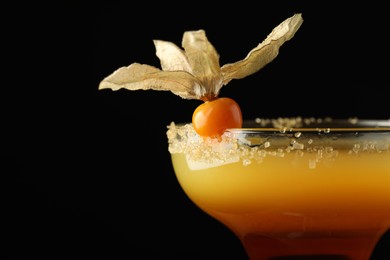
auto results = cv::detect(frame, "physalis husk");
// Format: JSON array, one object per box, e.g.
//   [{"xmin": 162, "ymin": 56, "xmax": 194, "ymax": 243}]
[{"xmin": 99, "ymin": 13, "xmax": 303, "ymax": 101}]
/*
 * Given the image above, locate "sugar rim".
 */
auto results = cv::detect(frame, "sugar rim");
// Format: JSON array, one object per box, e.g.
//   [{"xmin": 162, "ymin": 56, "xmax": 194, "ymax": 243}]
[{"xmin": 167, "ymin": 118, "xmax": 390, "ymax": 169}]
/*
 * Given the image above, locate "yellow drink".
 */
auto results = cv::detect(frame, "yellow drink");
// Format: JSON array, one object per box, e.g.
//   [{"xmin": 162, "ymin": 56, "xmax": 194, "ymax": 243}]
[{"xmin": 168, "ymin": 118, "xmax": 390, "ymax": 260}]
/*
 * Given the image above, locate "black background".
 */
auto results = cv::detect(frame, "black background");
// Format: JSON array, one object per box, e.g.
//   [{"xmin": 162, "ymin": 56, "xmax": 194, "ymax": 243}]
[{"xmin": 4, "ymin": 1, "xmax": 390, "ymax": 259}]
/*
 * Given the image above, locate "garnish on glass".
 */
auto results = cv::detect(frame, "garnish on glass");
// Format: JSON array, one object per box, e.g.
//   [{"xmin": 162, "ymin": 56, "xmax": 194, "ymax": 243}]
[{"xmin": 99, "ymin": 13, "xmax": 303, "ymax": 139}]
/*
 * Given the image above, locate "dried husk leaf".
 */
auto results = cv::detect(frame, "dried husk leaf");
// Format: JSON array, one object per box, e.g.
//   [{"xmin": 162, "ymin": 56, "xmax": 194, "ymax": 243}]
[
  {"xmin": 154, "ymin": 40, "xmax": 192, "ymax": 73},
  {"xmin": 98, "ymin": 63, "xmax": 204, "ymax": 99},
  {"xmin": 220, "ymin": 13, "xmax": 303, "ymax": 85},
  {"xmin": 182, "ymin": 30, "xmax": 222, "ymax": 99}
]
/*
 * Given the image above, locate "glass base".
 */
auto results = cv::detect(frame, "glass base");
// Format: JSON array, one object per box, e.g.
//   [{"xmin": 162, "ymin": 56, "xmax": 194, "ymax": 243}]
[
  {"xmin": 242, "ymin": 232, "xmax": 378, "ymax": 260},
  {"xmin": 269, "ymin": 256, "xmax": 350, "ymax": 260}
]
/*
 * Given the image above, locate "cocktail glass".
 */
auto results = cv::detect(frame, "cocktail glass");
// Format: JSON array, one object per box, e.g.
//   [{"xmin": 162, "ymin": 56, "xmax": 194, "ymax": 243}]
[{"xmin": 167, "ymin": 117, "xmax": 390, "ymax": 260}]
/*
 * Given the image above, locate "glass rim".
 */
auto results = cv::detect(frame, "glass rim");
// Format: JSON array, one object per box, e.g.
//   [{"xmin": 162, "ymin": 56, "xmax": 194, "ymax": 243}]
[{"xmin": 226, "ymin": 118, "xmax": 390, "ymax": 134}]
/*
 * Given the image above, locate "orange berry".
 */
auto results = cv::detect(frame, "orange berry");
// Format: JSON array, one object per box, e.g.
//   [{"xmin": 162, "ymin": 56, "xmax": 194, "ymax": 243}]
[{"xmin": 192, "ymin": 97, "xmax": 242, "ymax": 139}]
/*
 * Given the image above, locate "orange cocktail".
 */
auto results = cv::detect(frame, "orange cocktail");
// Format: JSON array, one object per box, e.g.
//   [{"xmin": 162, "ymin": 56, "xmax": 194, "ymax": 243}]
[{"xmin": 168, "ymin": 118, "xmax": 390, "ymax": 260}]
